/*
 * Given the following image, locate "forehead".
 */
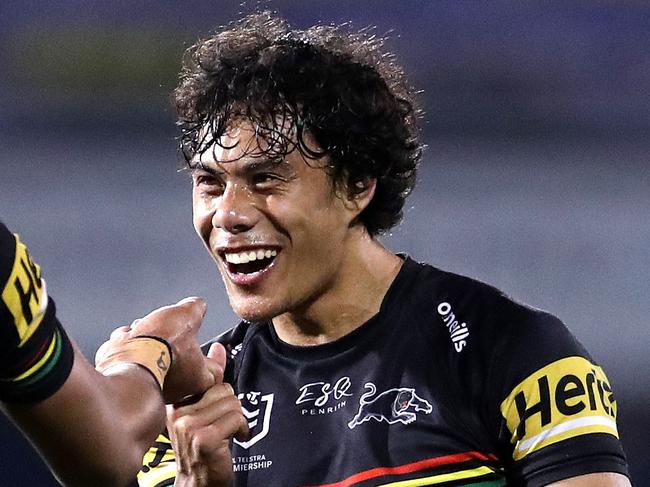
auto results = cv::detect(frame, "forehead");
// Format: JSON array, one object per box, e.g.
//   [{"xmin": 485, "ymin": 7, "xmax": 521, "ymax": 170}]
[
  {"xmin": 192, "ymin": 119, "xmax": 325, "ymax": 171},
  {"xmin": 193, "ymin": 121, "xmax": 265, "ymax": 166}
]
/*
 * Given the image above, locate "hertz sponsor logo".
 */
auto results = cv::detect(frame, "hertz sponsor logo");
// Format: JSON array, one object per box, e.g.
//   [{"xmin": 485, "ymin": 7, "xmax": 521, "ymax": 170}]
[
  {"xmin": 500, "ymin": 356, "xmax": 618, "ymax": 460},
  {"xmin": 1, "ymin": 235, "xmax": 48, "ymax": 346}
]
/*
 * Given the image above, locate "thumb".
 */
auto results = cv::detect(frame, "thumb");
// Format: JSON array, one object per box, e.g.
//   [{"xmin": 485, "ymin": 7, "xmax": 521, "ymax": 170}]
[
  {"xmin": 206, "ymin": 342, "xmax": 228, "ymax": 383},
  {"xmin": 207, "ymin": 342, "xmax": 227, "ymax": 364},
  {"xmin": 176, "ymin": 296, "xmax": 207, "ymax": 332},
  {"xmin": 94, "ymin": 341, "xmax": 109, "ymax": 367}
]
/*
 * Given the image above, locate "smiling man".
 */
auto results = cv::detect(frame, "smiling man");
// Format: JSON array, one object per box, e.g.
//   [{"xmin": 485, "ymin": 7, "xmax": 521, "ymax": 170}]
[
  {"xmin": 139, "ymin": 12, "xmax": 630, "ymax": 487},
  {"xmin": 190, "ymin": 122, "xmax": 399, "ymax": 343}
]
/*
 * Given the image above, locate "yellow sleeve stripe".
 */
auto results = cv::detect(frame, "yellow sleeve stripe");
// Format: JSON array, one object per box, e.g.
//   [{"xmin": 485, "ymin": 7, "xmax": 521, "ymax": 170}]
[{"xmin": 13, "ymin": 332, "xmax": 57, "ymax": 381}]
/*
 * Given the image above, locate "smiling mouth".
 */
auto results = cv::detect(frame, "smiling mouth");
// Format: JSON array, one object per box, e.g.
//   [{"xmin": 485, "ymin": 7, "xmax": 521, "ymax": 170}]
[{"xmin": 221, "ymin": 248, "xmax": 278, "ymax": 275}]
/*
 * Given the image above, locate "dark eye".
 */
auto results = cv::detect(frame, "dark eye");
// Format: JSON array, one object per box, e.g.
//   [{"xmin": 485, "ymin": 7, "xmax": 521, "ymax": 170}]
[
  {"xmin": 193, "ymin": 173, "xmax": 225, "ymax": 194},
  {"xmin": 252, "ymin": 173, "xmax": 280, "ymax": 188}
]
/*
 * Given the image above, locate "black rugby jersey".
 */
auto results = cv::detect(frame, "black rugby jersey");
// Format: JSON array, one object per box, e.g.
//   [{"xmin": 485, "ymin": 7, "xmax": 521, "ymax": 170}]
[
  {"xmin": 139, "ymin": 257, "xmax": 628, "ymax": 487},
  {"xmin": 0, "ymin": 221, "xmax": 74, "ymax": 402}
]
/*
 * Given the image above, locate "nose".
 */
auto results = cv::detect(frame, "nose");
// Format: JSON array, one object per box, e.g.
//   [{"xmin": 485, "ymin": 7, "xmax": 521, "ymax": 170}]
[{"xmin": 211, "ymin": 182, "xmax": 257, "ymax": 234}]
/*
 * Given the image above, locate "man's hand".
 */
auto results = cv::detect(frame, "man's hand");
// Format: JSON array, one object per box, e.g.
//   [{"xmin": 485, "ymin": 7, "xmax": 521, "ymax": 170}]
[
  {"xmin": 167, "ymin": 343, "xmax": 249, "ymax": 487},
  {"xmin": 96, "ymin": 297, "xmax": 216, "ymax": 403}
]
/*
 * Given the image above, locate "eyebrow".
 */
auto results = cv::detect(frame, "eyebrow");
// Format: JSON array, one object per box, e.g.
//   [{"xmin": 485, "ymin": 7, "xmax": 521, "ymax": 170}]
[
  {"xmin": 190, "ymin": 156, "xmax": 286, "ymax": 176},
  {"xmin": 242, "ymin": 157, "xmax": 286, "ymax": 173},
  {"xmin": 189, "ymin": 160, "xmax": 222, "ymax": 175}
]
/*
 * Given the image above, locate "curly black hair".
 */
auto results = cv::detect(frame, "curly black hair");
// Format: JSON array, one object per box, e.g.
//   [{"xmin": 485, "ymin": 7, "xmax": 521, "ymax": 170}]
[{"xmin": 174, "ymin": 11, "xmax": 422, "ymax": 236}]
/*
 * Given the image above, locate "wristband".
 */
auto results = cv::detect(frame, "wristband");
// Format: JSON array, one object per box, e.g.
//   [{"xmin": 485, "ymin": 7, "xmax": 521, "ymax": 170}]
[{"xmin": 96, "ymin": 336, "xmax": 172, "ymax": 389}]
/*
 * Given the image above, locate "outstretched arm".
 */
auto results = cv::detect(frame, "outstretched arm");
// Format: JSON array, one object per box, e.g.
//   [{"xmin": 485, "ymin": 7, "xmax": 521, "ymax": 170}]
[
  {"xmin": 3, "ymin": 341, "xmax": 165, "ymax": 487},
  {"xmin": 2, "ymin": 297, "xmax": 217, "ymax": 487},
  {"xmin": 0, "ymin": 222, "xmax": 217, "ymax": 486}
]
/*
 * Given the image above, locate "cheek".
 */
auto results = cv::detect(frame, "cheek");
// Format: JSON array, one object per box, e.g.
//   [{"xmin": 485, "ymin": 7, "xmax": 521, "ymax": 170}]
[
  {"xmin": 292, "ymin": 209, "xmax": 348, "ymax": 263},
  {"xmin": 192, "ymin": 191, "xmax": 213, "ymax": 243}
]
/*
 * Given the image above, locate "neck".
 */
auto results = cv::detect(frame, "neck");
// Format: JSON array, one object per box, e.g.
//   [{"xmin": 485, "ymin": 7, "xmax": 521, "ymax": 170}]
[{"xmin": 272, "ymin": 229, "xmax": 403, "ymax": 346}]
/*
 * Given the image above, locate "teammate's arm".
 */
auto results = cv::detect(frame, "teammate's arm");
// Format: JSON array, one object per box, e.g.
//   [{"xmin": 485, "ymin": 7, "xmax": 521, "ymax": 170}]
[
  {"xmin": 2, "ymin": 297, "xmax": 217, "ymax": 487},
  {"xmin": 0, "ymin": 223, "xmax": 217, "ymax": 487},
  {"xmin": 3, "ymin": 340, "xmax": 165, "ymax": 487}
]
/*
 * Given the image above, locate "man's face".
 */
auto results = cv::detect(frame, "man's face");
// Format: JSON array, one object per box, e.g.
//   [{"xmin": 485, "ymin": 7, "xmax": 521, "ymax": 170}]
[{"xmin": 191, "ymin": 121, "xmax": 359, "ymax": 322}]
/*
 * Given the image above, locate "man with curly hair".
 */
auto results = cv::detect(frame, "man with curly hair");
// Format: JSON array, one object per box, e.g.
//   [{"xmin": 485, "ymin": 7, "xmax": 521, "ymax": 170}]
[{"xmin": 139, "ymin": 12, "xmax": 630, "ymax": 487}]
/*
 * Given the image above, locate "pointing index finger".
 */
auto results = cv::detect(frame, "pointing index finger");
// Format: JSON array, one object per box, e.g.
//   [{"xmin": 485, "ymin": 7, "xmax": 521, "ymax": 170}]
[{"xmin": 176, "ymin": 296, "xmax": 207, "ymax": 319}]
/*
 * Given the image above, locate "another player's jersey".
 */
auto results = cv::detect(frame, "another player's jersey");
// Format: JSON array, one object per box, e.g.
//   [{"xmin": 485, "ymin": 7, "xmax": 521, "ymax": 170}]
[
  {"xmin": 0, "ymin": 221, "xmax": 73, "ymax": 402},
  {"xmin": 139, "ymin": 257, "xmax": 628, "ymax": 486}
]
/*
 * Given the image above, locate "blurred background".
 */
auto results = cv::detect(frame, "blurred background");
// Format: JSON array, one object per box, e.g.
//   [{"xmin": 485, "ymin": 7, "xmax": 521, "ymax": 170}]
[{"xmin": 1, "ymin": 0, "xmax": 648, "ymax": 484}]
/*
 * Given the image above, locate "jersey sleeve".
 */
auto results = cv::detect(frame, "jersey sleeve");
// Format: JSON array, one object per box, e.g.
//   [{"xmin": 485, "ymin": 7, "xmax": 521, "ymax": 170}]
[
  {"xmin": 0, "ymin": 221, "xmax": 74, "ymax": 403},
  {"xmin": 0, "ymin": 221, "xmax": 51, "ymax": 360},
  {"xmin": 487, "ymin": 303, "xmax": 629, "ymax": 485}
]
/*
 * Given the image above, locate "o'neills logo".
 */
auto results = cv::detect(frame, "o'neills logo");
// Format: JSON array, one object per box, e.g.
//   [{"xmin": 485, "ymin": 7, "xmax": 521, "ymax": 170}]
[
  {"xmin": 500, "ymin": 356, "xmax": 619, "ymax": 461},
  {"xmin": 437, "ymin": 302, "xmax": 469, "ymax": 352}
]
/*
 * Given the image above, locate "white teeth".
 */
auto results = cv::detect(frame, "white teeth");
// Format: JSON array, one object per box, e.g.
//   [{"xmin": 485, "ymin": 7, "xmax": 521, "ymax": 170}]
[{"xmin": 224, "ymin": 248, "xmax": 278, "ymax": 264}]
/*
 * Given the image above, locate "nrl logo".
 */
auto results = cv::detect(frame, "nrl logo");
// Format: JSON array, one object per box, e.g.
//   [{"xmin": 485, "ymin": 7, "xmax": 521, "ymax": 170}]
[
  {"xmin": 234, "ymin": 391, "xmax": 274, "ymax": 449},
  {"xmin": 348, "ymin": 383, "xmax": 433, "ymax": 429}
]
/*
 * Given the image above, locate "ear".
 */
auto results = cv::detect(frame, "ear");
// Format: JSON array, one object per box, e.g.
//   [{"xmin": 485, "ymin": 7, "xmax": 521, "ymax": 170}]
[{"xmin": 342, "ymin": 178, "xmax": 376, "ymax": 215}]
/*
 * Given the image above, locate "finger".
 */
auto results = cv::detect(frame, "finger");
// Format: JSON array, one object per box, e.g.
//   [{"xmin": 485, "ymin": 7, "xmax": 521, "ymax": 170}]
[
  {"xmin": 109, "ymin": 325, "xmax": 130, "ymax": 339},
  {"xmin": 140, "ymin": 297, "xmax": 205, "ymax": 326},
  {"xmin": 176, "ymin": 296, "xmax": 207, "ymax": 322},
  {"xmin": 234, "ymin": 413, "xmax": 251, "ymax": 442},
  {"xmin": 175, "ymin": 396, "xmax": 243, "ymax": 433},
  {"xmin": 170, "ymin": 383, "xmax": 237, "ymax": 417},
  {"xmin": 177, "ymin": 295, "xmax": 206, "ymax": 310},
  {"xmin": 169, "ymin": 388, "xmax": 243, "ymax": 428},
  {"xmin": 194, "ymin": 410, "xmax": 250, "ymax": 453},
  {"xmin": 207, "ymin": 342, "xmax": 227, "ymax": 370},
  {"xmin": 132, "ymin": 297, "xmax": 206, "ymax": 343},
  {"xmin": 205, "ymin": 356, "xmax": 225, "ymax": 385},
  {"xmin": 94, "ymin": 341, "xmax": 109, "ymax": 365}
]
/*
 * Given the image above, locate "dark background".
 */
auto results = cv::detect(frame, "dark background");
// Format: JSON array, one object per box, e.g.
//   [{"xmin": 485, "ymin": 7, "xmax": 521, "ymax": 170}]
[{"xmin": 0, "ymin": 1, "xmax": 648, "ymax": 485}]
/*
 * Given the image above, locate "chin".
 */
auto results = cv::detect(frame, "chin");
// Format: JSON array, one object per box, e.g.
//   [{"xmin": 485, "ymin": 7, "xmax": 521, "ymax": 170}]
[{"xmin": 229, "ymin": 297, "xmax": 281, "ymax": 323}]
